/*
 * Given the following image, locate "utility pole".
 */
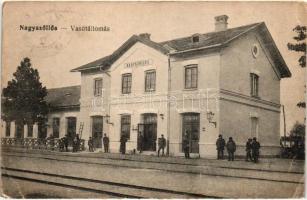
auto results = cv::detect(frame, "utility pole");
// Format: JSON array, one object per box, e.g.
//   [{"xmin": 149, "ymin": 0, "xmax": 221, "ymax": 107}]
[
  {"xmin": 282, "ymin": 105, "xmax": 286, "ymax": 147},
  {"xmin": 166, "ymin": 55, "xmax": 171, "ymax": 156}
]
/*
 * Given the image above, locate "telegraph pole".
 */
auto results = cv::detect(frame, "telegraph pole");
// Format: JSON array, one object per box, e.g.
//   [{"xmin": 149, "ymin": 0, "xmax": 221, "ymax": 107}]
[{"xmin": 282, "ymin": 105, "xmax": 286, "ymax": 147}]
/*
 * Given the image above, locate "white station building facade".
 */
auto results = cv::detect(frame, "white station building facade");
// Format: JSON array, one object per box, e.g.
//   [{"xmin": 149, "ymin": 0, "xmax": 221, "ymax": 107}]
[{"xmin": 2, "ymin": 16, "xmax": 291, "ymax": 157}]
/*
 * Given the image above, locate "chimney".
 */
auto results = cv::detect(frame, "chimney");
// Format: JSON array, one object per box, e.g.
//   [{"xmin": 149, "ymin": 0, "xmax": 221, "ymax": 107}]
[
  {"xmin": 139, "ymin": 33, "xmax": 151, "ymax": 40},
  {"xmin": 214, "ymin": 15, "xmax": 229, "ymax": 31}
]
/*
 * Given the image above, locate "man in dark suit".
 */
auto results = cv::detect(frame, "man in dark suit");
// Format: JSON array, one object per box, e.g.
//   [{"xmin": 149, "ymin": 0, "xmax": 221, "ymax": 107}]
[
  {"xmin": 88, "ymin": 137, "xmax": 94, "ymax": 152},
  {"xmin": 137, "ymin": 132, "xmax": 144, "ymax": 153},
  {"xmin": 226, "ymin": 137, "xmax": 236, "ymax": 161},
  {"xmin": 183, "ymin": 131, "xmax": 190, "ymax": 159},
  {"xmin": 251, "ymin": 137, "xmax": 261, "ymax": 163},
  {"xmin": 103, "ymin": 133, "xmax": 110, "ymax": 153},
  {"xmin": 157, "ymin": 134, "xmax": 166, "ymax": 157},
  {"xmin": 63, "ymin": 134, "xmax": 69, "ymax": 152},
  {"xmin": 245, "ymin": 138, "xmax": 252, "ymax": 161},
  {"xmin": 120, "ymin": 135, "xmax": 127, "ymax": 154},
  {"xmin": 216, "ymin": 134, "xmax": 225, "ymax": 159}
]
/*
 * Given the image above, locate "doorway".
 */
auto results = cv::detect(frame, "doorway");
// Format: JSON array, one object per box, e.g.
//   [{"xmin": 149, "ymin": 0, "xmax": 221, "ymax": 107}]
[
  {"xmin": 182, "ymin": 113, "xmax": 200, "ymax": 153},
  {"xmin": 138, "ymin": 113, "xmax": 157, "ymax": 151},
  {"xmin": 38, "ymin": 120, "xmax": 47, "ymax": 139},
  {"xmin": 15, "ymin": 122, "xmax": 24, "ymax": 139},
  {"xmin": 92, "ymin": 116, "xmax": 103, "ymax": 148},
  {"xmin": 66, "ymin": 117, "xmax": 77, "ymax": 145}
]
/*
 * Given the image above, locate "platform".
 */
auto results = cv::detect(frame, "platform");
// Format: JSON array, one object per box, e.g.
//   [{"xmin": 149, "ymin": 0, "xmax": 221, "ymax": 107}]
[{"xmin": 1, "ymin": 147, "xmax": 305, "ymax": 198}]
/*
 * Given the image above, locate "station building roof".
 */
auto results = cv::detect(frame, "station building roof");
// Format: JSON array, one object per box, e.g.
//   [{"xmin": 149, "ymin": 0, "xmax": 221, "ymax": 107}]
[
  {"xmin": 45, "ymin": 85, "xmax": 80, "ymax": 110},
  {"xmin": 71, "ymin": 22, "xmax": 291, "ymax": 78}
]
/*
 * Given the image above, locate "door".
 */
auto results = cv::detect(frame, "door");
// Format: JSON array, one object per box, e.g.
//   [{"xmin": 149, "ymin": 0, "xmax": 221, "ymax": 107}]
[
  {"xmin": 52, "ymin": 118, "xmax": 60, "ymax": 138},
  {"xmin": 15, "ymin": 122, "xmax": 24, "ymax": 139},
  {"xmin": 182, "ymin": 113, "xmax": 200, "ymax": 153},
  {"xmin": 67, "ymin": 117, "xmax": 77, "ymax": 146},
  {"xmin": 38, "ymin": 121, "xmax": 47, "ymax": 139},
  {"xmin": 142, "ymin": 114, "xmax": 157, "ymax": 151},
  {"xmin": 92, "ymin": 116, "xmax": 103, "ymax": 148},
  {"xmin": 137, "ymin": 124, "xmax": 144, "ymax": 151}
]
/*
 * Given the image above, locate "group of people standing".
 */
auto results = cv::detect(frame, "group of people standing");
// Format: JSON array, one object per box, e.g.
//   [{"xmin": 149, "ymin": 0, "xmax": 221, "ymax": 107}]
[
  {"xmin": 84, "ymin": 133, "xmax": 261, "ymax": 162},
  {"xmin": 58, "ymin": 134, "xmax": 81, "ymax": 152},
  {"xmin": 120, "ymin": 133, "xmax": 167, "ymax": 156},
  {"xmin": 88, "ymin": 134, "xmax": 110, "ymax": 153},
  {"xmin": 216, "ymin": 134, "xmax": 261, "ymax": 163},
  {"xmin": 245, "ymin": 137, "xmax": 261, "ymax": 162}
]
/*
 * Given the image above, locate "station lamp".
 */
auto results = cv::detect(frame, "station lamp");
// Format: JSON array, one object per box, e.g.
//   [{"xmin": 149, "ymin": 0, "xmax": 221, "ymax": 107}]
[{"xmin": 206, "ymin": 111, "xmax": 217, "ymax": 128}]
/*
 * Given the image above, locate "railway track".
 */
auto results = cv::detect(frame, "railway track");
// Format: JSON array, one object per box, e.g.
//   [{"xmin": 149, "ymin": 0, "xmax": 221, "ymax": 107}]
[
  {"xmin": 1, "ymin": 149, "xmax": 304, "ymax": 198},
  {"xmin": 2, "ymin": 167, "xmax": 218, "ymax": 198}
]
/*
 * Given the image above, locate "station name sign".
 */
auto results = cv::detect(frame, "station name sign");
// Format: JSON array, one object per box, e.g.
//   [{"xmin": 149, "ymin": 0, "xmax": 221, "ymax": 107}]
[{"xmin": 124, "ymin": 59, "xmax": 153, "ymax": 68}]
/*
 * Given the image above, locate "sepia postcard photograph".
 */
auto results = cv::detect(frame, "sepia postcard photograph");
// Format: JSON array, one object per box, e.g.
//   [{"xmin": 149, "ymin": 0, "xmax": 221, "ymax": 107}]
[{"xmin": 0, "ymin": 1, "xmax": 306, "ymax": 198}]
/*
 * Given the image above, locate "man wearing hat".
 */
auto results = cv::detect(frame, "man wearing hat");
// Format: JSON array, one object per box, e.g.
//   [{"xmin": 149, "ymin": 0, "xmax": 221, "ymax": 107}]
[
  {"xmin": 226, "ymin": 137, "xmax": 236, "ymax": 161},
  {"xmin": 251, "ymin": 137, "xmax": 261, "ymax": 163},
  {"xmin": 157, "ymin": 134, "xmax": 166, "ymax": 157},
  {"xmin": 245, "ymin": 138, "xmax": 253, "ymax": 161},
  {"xmin": 216, "ymin": 134, "xmax": 226, "ymax": 159},
  {"xmin": 88, "ymin": 136, "xmax": 94, "ymax": 152}
]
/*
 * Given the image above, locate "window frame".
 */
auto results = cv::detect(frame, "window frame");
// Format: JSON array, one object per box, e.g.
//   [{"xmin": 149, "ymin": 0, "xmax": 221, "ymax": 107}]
[
  {"xmin": 250, "ymin": 73, "xmax": 259, "ymax": 97},
  {"xmin": 122, "ymin": 73, "xmax": 132, "ymax": 94},
  {"xmin": 184, "ymin": 65, "xmax": 198, "ymax": 89},
  {"xmin": 192, "ymin": 36, "xmax": 200, "ymax": 43},
  {"xmin": 252, "ymin": 44, "xmax": 260, "ymax": 58},
  {"xmin": 93, "ymin": 78, "xmax": 103, "ymax": 97},
  {"xmin": 120, "ymin": 115, "xmax": 131, "ymax": 140},
  {"xmin": 145, "ymin": 70, "xmax": 156, "ymax": 92}
]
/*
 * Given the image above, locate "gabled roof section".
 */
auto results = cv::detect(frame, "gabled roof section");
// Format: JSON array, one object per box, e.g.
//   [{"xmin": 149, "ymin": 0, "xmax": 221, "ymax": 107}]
[
  {"xmin": 255, "ymin": 23, "xmax": 291, "ymax": 78},
  {"xmin": 71, "ymin": 35, "xmax": 168, "ymax": 72},
  {"xmin": 159, "ymin": 23, "xmax": 261, "ymax": 51},
  {"xmin": 71, "ymin": 22, "xmax": 291, "ymax": 78},
  {"xmin": 45, "ymin": 85, "xmax": 80, "ymax": 110}
]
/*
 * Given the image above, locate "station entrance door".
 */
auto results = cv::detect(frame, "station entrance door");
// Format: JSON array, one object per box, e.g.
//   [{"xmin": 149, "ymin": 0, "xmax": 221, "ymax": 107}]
[
  {"xmin": 182, "ymin": 113, "xmax": 200, "ymax": 153},
  {"xmin": 138, "ymin": 113, "xmax": 157, "ymax": 151},
  {"xmin": 92, "ymin": 116, "xmax": 103, "ymax": 148},
  {"xmin": 66, "ymin": 117, "xmax": 77, "ymax": 146}
]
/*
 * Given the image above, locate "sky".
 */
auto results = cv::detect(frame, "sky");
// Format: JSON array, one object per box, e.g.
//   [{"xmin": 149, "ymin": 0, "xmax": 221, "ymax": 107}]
[{"xmin": 1, "ymin": 1, "xmax": 306, "ymax": 134}]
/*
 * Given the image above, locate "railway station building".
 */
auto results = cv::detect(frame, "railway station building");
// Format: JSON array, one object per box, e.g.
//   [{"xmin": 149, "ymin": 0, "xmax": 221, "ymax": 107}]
[{"xmin": 1, "ymin": 15, "xmax": 291, "ymax": 157}]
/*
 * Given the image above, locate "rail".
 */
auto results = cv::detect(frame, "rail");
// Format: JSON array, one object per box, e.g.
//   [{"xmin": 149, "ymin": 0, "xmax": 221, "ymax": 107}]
[{"xmin": 2, "ymin": 166, "xmax": 218, "ymax": 198}]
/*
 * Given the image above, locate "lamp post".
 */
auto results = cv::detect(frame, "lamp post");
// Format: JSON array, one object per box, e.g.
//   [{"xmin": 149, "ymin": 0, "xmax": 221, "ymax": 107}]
[{"xmin": 105, "ymin": 114, "xmax": 113, "ymax": 126}]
